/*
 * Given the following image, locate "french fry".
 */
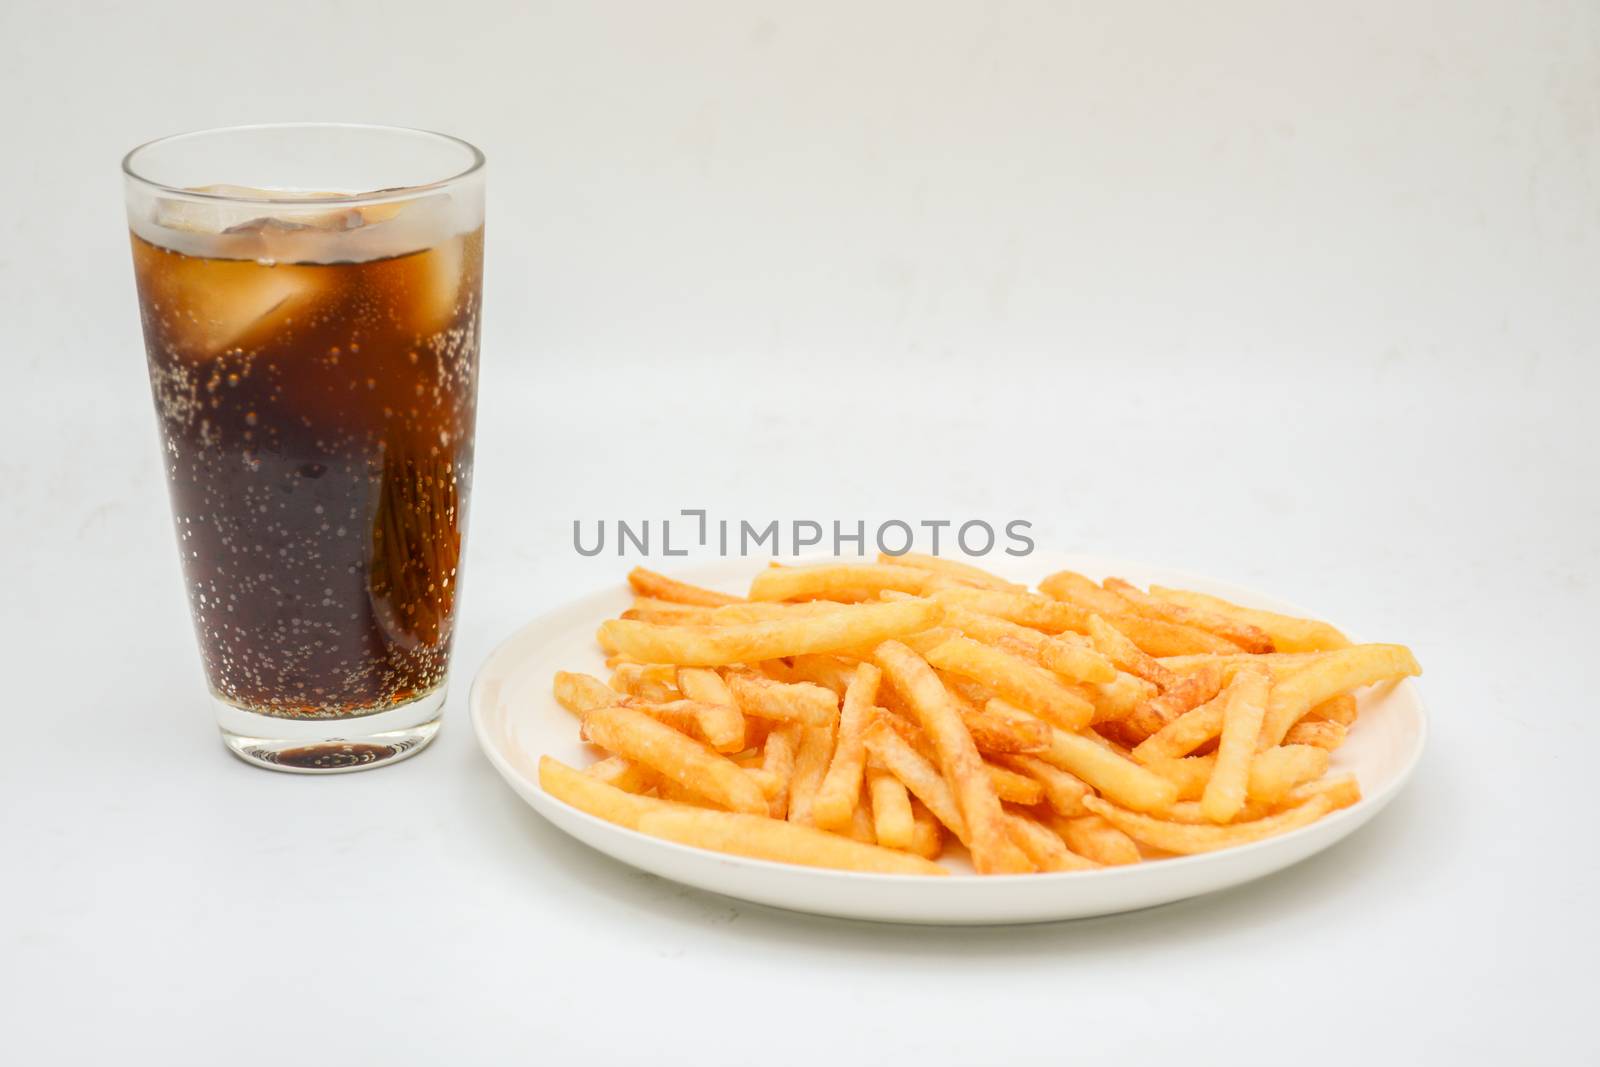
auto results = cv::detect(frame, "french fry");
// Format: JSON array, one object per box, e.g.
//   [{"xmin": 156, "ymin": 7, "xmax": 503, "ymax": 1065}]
[
  {"xmin": 1103, "ymin": 577, "xmax": 1274, "ymax": 653},
  {"xmin": 1259, "ymin": 644, "xmax": 1421, "ymax": 747},
  {"xmin": 985, "ymin": 762, "xmax": 1045, "ymax": 806},
  {"xmin": 1083, "ymin": 794, "xmax": 1335, "ymax": 855},
  {"xmin": 609, "ymin": 661, "xmax": 679, "ymax": 699},
  {"xmin": 1104, "ymin": 613, "xmax": 1241, "ymax": 656},
  {"xmin": 928, "ymin": 585, "xmax": 1090, "ymax": 634},
  {"xmin": 1086, "ymin": 671, "xmax": 1160, "ymax": 724},
  {"xmin": 627, "ymin": 699, "xmax": 747, "ymax": 753},
  {"xmin": 628, "ymin": 566, "xmax": 743, "ymax": 607},
  {"xmin": 782, "ymin": 654, "xmax": 858, "ymax": 695},
  {"xmin": 1305, "ymin": 692, "xmax": 1358, "ymax": 726},
  {"xmin": 1284, "ymin": 719, "xmax": 1349, "ymax": 750},
  {"xmin": 553, "ymin": 671, "xmax": 622, "ymax": 715},
  {"xmin": 812, "ymin": 662, "xmax": 882, "ymax": 832},
  {"xmin": 992, "ymin": 753, "xmax": 1091, "ymax": 816},
  {"xmin": 724, "ymin": 670, "xmax": 840, "ymax": 728},
  {"xmin": 926, "ymin": 636, "xmax": 1094, "ymax": 731},
  {"xmin": 1051, "ymin": 813, "xmax": 1142, "ymax": 866},
  {"xmin": 599, "ymin": 598, "xmax": 942, "ymax": 666},
  {"xmin": 582, "ymin": 755, "xmax": 655, "ymax": 793},
  {"xmin": 1123, "ymin": 660, "xmax": 1227, "ymax": 740},
  {"xmin": 761, "ymin": 723, "xmax": 802, "ymax": 818},
  {"xmin": 874, "ymin": 641, "xmax": 1031, "ymax": 874},
  {"xmin": 1131, "ymin": 687, "xmax": 1230, "ymax": 762},
  {"xmin": 907, "ymin": 798, "xmax": 944, "ymax": 860},
  {"xmin": 582, "ymin": 705, "xmax": 769, "ymax": 815},
  {"xmin": 1147, "ymin": 586, "xmax": 1351, "ymax": 652},
  {"xmin": 1280, "ymin": 773, "xmax": 1361, "ymax": 811},
  {"xmin": 1004, "ymin": 811, "xmax": 1096, "ymax": 871},
  {"xmin": 867, "ymin": 766, "xmax": 914, "ymax": 850},
  {"xmin": 845, "ymin": 790, "xmax": 877, "ymax": 844},
  {"xmin": 636, "ymin": 808, "xmax": 947, "ymax": 875},
  {"xmin": 1038, "ymin": 570, "xmax": 1133, "ymax": 615},
  {"xmin": 786, "ymin": 720, "xmax": 836, "ymax": 826},
  {"xmin": 862, "ymin": 720, "xmax": 967, "ymax": 841},
  {"xmin": 1028, "ymin": 716, "xmax": 1179, "ymax": 813},
  {"xmin": 675, "ymin": 666, "xmax": 738, "ymax": 707},
  {"xmin": 623, "ymin": 597, "xmax": 717, "ymax": 624},
  {"xmin": 1086, "ymin": 614, "xmax": 1176, "ymax": 688},
  {"xmin": 1139, "ymin": 754, "xmax": 1214, "ymax": 800},
  {"xmin": 1200, "ymin": 666, "xmax": 1269, "ymax": 823},
  {"xmin": 1247, "ymin": 745, "xmax": 1331, "ymax": 806},
  {"xmin": 934, "ymin": 601, "xmax": 1116, "ymax": 683},
  {"xmin": 540, "ymin": 755, "xmax": 679, "ymax": 830},
  {"xmin": 880, "ymin": 551, "xmax": 1025, "ymax": 591},
  {"xmin": 956, "ymin": 698, "xmax": 1052, "ymax": 754},
  {"xmin": 751, "ymin": 562, "xmax": 933, "ymax": 602}
]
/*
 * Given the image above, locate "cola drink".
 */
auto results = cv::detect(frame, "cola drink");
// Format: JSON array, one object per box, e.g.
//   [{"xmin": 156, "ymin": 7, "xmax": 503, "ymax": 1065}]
[{"xmin": 130, "ymin": 198, "xmax": 483, "ymax": 720}]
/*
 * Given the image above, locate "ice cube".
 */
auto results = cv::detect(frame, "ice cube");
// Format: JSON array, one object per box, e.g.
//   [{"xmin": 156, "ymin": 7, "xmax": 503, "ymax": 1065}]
[{"xmin": 137, "ymin": 242, "xmax": 336, "ymax": 357}]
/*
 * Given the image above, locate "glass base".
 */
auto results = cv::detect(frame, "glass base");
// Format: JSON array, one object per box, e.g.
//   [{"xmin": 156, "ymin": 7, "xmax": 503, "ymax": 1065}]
[{"xmin": 215, "ymin": 688, "xmax": 445, "ymax": 774}]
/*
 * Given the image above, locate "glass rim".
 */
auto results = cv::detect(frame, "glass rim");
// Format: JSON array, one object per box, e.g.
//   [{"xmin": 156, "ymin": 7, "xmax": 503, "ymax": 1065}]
[{"xmin": 121, "ymin": 122, "xmax": 486, "ymax": 207}]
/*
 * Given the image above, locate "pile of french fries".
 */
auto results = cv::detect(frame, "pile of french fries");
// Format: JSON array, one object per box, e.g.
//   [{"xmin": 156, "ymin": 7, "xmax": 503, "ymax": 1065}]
[{"xmin": 538, "ymin": 555, "xmax": 1421, "ymax": 876}]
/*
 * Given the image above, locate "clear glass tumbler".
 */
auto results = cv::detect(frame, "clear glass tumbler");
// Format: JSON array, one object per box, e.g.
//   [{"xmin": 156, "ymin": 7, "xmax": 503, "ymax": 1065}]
[{"xmin": 123, "ymin": 124, "xmax": 485, "ymax": 772}]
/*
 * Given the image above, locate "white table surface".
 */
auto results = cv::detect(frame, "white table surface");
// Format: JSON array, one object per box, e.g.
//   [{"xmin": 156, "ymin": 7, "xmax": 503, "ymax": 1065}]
[{"xmin": 3, "ymin": 1, "xmax": 1596, "ymax": 1062}]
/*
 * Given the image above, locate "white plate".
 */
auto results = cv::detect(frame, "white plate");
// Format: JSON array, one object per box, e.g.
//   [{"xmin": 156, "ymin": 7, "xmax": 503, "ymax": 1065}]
[{"xmin": 470, "ymin": 554, "xmax": 1426, "ymax": 925}]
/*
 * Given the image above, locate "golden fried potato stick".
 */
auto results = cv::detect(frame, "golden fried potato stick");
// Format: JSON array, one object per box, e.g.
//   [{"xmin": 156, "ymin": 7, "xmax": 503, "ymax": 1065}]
[
  {"xmin": 926, "ymin": 636, "xmax": 1094, "ymax": 731},
  {"xmin": 1123, "ymin": 660, "xmax": 1227, "ymax": 741},
  {"xmin": 862, "ymin": 719, "xmax": 967, "ymax": 842},
  {"xmin": 879, "ymin": 551, "xmax": 1025, "ymax": 592},
  {"xmin": 874, "ymin": 641, "xmax": 1032, "ymax": 874},
  {"xmin": 1131, "ymin": 687, "xmax": 1230, "ymax": 762},
  {"xmin": 781, "ymin": 654, "xmax": 858, "ymax": 696},
  {"xmin": 1103, "ymin": 613, "xmax": 1241, "ymax": 657},
  {"xmin": 761, "ymin": 723, "xmax": 802, "ymax": 819},
  {"xmin": 1284, "ymin": 720, "xmax": 1349, "ymax": 750},
  {"xmin": 917, "ymin": 596, "xmax": 1118, "ymax": 685},
  {"xmin": 1085, "ymin": 671, "xmax": 1160, "ymax": 725},
  {"xmin": 600, "ymin": 598, "xmax": 943, "ymax": 666},
  {"xmin": 1004, "ymin": 811, "xmax": 1096, "ymax": 872},
  {"xmin": 1146, "ymin": 586, "xmax": 1351, "ymax": 653},
  {"xmin": 623, "ymin": 597, "xmax": 718, "ymax": 624},
  {"xmin": 1138, "ymin": 754, "xmax": 1213, "ymax": 800},
  {"xmin": 541, "ymin": 756, "xmax": 687, "ymax": 831},
  {"xmin": 750, "ymin": 562, "xmax": 933, "ymax": 602},
  {"xmin": 1050, "ymin": 813, "xmax": 1142, "ymax": 866},
  {"xmin": 907, "ymin": 798, "xmax": 945, "ymax": 860},
  {"xmin": 786, "ymin": 719, "xmax": 836, "ymax": 826},
  {"xmin": 812, "ymin": 662, "xmax": 883, "ymax": 832},
  {"xmin": 1247, "ymin": 745, "xmax": 1331, "ymax": 806},
  {"xmin": 553, "ymin": 671, "xmax": 623, "ymax": 715},
  {"xmin": 1082, "ymin": 794, "xmax": 1334, "ymax": 855},
  {"xmin": 675, "ymin": 666, "xmax": 737, "ymax": 706},
  {"xmin": 609, "ymin": 662, "xmax": 680, "ymax": 702},
  {"xmin": 581, "ymin": 705, "xmax": 769, "ymax": 815},
  {"xmin": 1201, "ymin": 666, "xmax": 1269, "ymax": 823},
  {"xmin": 928, "ymin": 585, "xmax": 1090, "ymax": 634},
  {"xmin": 1280, "ymin": 774, "xmax": 1361, "ymax": 811},
  {"xmin": 956, "ymin": 698, "xmax": 1052, "ymax": 754},
  {"xmin": 984, "ymin": 761, "xmax": 1045, "ymax": 806},
  {"xmin": 1085, "ymin": 615, "xmax": 1176, "ymax": 688},
  {"xmin": 1259, "ymin": 644, "xmax": 1420, "ymax": 747},
  {"xmin": 628, "ymin": 566, "xmax": 744, "ymax": 607},
  {"xmin": 1305, "ymin": 692, "xmax": 1358, "ymax": 726},
  {"xmin": 992, "ymin": 753, "xmax": 1091, "ymax": 816},
  {"xmin": 867, "ymin": 766, "xmax": 914, "ymax": 850},
  {"xmin": 636, "ymin": 808, "xmax": 947, "ymax": 875},
  {"xmin": 1025, "ymin": 714, "xmax": 1179, "ymax": 813},
  {"xmin": 582, "ymin": 755, "xmax": 655, "ymax": 794},
  {"xmin": 1103, "ymin": 578, "xmax": 1274, "ymax": 653},
  {"xmin": 723, "ymin": 670, "xmax": 840, "ymax": 728},
  {"xmin": 1038, "ymin": 570, "xmax": 1134, "ymax": 615}
]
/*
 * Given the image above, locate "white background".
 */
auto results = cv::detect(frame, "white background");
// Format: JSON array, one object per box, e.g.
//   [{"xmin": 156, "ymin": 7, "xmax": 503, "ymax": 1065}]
[{"xmin": 2, "ymin": 1, "xmax": 1596, "ymax": 1062}]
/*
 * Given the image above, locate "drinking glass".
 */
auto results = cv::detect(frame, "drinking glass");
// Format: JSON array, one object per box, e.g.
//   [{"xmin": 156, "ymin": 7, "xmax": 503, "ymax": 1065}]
[{"xmin": 123, "ymin": 124, "xmax": 485, "ymax": 772}]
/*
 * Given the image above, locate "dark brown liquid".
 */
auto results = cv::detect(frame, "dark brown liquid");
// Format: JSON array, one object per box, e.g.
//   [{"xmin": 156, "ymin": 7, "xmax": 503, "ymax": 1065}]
[{"xmin": 131, "ymin": 228, "xmax": 483, "ymax": 718}]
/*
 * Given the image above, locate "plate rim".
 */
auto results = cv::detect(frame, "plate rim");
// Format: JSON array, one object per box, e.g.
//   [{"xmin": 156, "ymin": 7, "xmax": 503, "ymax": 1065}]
[{"xmin": 469, "ymin": 554, "xmax": 1427, "ymax": 890}]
